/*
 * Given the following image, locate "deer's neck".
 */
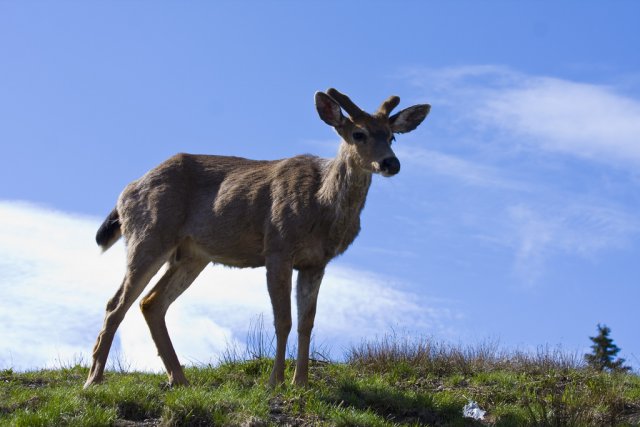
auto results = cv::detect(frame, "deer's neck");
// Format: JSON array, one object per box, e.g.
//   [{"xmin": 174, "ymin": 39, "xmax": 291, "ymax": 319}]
[{"xmin": 317, "ymin": 143, "xmax": 372, "ymax": 219}]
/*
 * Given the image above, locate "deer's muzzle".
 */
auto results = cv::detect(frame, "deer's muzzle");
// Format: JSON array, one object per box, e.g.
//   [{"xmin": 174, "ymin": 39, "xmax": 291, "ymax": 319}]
[{"xmin": 379, "ymin": 156, "xmax": 400, "ymax": 176}]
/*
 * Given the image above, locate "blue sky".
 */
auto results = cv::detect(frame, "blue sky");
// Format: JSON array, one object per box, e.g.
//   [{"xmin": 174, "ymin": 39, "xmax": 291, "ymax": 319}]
[{"xmin": 1, "ymin": 2, "xmax": 639, "ymax": 371}]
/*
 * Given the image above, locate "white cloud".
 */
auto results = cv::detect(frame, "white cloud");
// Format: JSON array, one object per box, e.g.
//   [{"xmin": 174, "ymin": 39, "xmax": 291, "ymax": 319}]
[
  {"xmin": 0, "ymin": 201, "xmax": 459, "ymax": 371},
  {"xmin": 406, "ymin": 65, "xmax": 640, "ymax": 167},
  {"xmin": 481, "ymin": 77, "xmax": 640, "ymax": 164}
]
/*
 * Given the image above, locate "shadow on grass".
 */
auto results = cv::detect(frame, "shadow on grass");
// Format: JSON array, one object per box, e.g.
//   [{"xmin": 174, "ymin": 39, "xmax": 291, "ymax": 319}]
[{"xmin": 321, "ymin": 378, "xmax": 484, "ymax": 426}]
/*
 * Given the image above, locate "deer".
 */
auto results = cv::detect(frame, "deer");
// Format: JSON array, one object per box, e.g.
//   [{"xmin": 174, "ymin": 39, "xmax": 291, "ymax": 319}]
[{"xmin": 84, "ymin": 88, "xmax": 430, "ymax": 389}]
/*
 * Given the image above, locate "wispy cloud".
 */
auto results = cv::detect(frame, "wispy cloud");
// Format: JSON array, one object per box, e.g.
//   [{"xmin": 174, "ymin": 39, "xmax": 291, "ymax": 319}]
[
  {"xmin": 0, "ymin": 201, "xmax": 460, "ymax": 371},
  {"xmin": 405, "ymin": 65, "xmax": 640, "ymax": 168},
  {"xmin": 482, "ymin": 77, "xmax": 640, "ymax": 165},
  {"xmin": 395, "ymin": 65, "xmax": 640, "ymax": 282},
  {"xmin": 504, "ymin": 201, "xmax": 640, "ymax": 284},
  {"xmin": 395, "ymin": 144, "xmax": 525, "ymax": 190}
]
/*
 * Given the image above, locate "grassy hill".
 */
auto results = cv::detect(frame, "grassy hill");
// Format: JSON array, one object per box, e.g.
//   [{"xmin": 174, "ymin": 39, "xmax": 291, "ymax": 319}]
[{"xmin": 1, "ymin": 336, "xmax": 639, "ymax": 426}]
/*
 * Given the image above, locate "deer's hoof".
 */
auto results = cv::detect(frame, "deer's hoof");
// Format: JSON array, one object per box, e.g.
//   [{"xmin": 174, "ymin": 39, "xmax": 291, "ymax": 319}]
[{"xmin": 83, "ymin": 376, "xmax": 102, "ymax": 389}]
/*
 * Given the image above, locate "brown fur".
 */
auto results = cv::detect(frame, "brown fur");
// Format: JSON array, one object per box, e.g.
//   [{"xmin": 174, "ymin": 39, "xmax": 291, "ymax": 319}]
[{"xmin": 84, "ymin": 89, "xmax": 430, "ymax": 388}]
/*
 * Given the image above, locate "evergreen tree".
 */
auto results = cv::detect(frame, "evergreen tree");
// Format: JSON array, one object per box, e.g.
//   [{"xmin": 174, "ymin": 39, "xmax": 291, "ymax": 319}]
[{"xmin": 584, "ymin": 324, "xmax": 631, "ymax": 372}]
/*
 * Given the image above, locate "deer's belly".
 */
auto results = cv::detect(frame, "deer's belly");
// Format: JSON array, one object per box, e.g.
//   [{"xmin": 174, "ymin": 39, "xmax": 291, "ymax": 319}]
[{"xmin": 192, "ymin": 233, "xmax": 266, "ymax": 268}]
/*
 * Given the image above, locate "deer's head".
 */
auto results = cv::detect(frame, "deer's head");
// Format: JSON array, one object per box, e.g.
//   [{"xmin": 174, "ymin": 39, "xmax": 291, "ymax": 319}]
[{"xmin": 315, "ymin": 88, "xmax": 430, "ymax": 177}]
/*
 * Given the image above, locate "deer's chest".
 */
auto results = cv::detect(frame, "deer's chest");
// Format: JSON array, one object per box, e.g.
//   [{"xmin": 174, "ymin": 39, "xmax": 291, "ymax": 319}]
[
  {"xmin": 290, "ymin": 210, "xmax": 361, "ymax": 269},
  {"xmin": 320, "ymin": 204, "xmax": 363, "ymax": 257}
]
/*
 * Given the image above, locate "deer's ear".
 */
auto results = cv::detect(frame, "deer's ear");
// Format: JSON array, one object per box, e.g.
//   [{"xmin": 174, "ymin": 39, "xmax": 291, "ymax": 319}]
[
  {"xmin": 315, "ymin": 91, "xmax": 346, "ymax": 127},
  {"xmin": 389, "ymin": 104, "xmax": 431, "ymax": 134}
]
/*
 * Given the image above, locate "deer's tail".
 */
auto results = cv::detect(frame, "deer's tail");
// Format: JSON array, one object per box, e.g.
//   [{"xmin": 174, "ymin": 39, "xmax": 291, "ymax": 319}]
[{"xmin": 96, "ymin": 208, "xmax": 122, "ymax": 252}]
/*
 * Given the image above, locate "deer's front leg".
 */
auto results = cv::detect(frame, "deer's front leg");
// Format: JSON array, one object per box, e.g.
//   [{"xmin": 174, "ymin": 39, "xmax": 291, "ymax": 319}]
[
  {"xmin": 293, "ymin": 266, "xmax": 325, "ymax": 386},
  {"xmin": 265, "ymin": 255, "xmax": 293, "ymax": 387}
]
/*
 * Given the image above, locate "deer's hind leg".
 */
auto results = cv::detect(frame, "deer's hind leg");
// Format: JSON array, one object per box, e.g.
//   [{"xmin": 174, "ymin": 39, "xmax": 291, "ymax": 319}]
[
  {"xmin": 85, "ymin": 239, "xmax": 172, "ymax": 388},
  {"xmin": 139, "ymin": 242, "xmax": 208, "ymax": 386}
]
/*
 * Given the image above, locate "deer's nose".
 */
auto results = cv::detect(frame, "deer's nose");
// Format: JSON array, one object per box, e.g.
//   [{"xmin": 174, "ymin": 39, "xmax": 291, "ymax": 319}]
[{"xmin": 380, "ymin": 157, "xmax": 400, "ymax": 176}]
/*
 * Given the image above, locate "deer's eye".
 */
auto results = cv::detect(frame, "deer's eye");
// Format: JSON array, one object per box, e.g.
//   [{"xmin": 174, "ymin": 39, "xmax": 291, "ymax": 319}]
[{"xmin": 352, "ymin": 131, "xmax": 366, "ymax": 142}]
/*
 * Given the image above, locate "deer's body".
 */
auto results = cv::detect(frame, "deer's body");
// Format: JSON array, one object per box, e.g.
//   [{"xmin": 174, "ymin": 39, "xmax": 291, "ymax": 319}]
[
  {"xmin": 117, "ymin": 150, "xmax": 369, "ymax": 270},
  {"xmin": 85, "ymin": 89, "xmax": 429, "ymax": 388}
]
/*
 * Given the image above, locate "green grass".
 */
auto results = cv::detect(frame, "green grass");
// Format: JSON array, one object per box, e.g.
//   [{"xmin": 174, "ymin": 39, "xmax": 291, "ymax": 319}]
[{"xmin": 1, "ymin": 337, "xmax": 639, "ymax": 426}]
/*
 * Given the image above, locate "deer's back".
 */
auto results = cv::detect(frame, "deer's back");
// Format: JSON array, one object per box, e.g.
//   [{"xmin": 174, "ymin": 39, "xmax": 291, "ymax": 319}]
[{"xmin": 118, "ymin": 153, "xmax": 337, "ymax": 269}]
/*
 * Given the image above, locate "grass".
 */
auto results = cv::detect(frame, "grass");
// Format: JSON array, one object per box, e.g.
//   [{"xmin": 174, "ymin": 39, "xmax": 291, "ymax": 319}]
[{"xmin": 1, "ymin": 333, "xmax": 639, "ymax": 426}]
